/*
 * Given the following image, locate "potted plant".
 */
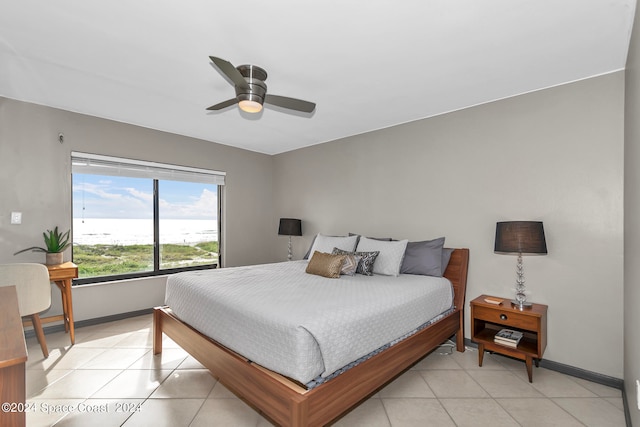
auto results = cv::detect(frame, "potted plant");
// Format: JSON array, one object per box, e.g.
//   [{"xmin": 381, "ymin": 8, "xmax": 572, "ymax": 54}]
[{"xmin": 14, "ymin": 226, "xmax": 71, "ymax": 265}]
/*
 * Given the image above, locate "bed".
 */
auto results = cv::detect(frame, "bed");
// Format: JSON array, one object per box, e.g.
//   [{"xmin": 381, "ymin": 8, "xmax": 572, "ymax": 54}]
[{"xmin": 153, "ymin": 247, "xmax": 469, "ymax": 426}]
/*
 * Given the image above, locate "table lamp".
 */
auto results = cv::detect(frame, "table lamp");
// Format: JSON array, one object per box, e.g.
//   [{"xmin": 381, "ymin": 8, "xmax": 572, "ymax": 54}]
[
  {"xmin": 494, "ymin": 221, "xmax": 547, "ymax": 309},
  {"xmin": 278, "ymin": 218, "xmax": 302, "ymax": 261}
]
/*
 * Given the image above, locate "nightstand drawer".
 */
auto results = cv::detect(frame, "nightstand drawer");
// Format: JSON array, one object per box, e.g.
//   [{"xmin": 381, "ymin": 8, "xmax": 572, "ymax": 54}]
[{"xmin": 473, "ymin": 305, "xmax": 539, "ymax": 331}]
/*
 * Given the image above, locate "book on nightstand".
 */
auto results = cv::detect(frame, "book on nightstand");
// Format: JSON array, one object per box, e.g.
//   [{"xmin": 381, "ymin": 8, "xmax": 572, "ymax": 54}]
[
  {"xmin": 494, "ymin": 328, "xmax": 523, "ymax": 347},
  {"xmin": 483, "ymin": 296, "xmax": 504, "ymax": 305}
]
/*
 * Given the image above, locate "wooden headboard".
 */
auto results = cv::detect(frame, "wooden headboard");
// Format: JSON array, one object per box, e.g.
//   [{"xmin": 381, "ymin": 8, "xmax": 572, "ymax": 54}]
[{"xmin": 443, "ymin": 248, "xmax": 470, "ymax": 312}]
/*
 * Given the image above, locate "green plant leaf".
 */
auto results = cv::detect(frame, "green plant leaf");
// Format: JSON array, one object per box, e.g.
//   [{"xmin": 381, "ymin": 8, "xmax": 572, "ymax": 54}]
[
  {"xmin": 13, "ymin": 246, "xmax": 48, "ymax": 255},
  {"xmin": 15, "ymin": 226, "xmax": 71, "ymax": 255},
  {"xmin": 43, "ymin": 226, "xmax": 71, "ymax": 252}
]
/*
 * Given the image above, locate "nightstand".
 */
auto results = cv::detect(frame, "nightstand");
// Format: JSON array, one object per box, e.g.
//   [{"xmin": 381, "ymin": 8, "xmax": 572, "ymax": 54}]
[{"xmin": 470, "ymin": 294, "xmax": 548, "ymax": 382}]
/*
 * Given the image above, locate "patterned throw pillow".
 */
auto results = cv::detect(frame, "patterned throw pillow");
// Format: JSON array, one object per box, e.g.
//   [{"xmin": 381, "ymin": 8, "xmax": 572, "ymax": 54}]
[
  {"xmin": 332, "ymin": 248, "xmax": 379, "ymax": 276},
  {"xmin": 339, "ymin": 254, "xmax": 361, "ymax": 276},
  {"xmin": 305, "ymin": 251, "xmax": 346, "ymax": 278}
]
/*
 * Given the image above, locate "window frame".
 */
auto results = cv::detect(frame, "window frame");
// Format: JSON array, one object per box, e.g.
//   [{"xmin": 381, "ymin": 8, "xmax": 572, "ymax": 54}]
[{"xmin": 71, "ymin": 152, "xmax": 224, "ymax": 285}]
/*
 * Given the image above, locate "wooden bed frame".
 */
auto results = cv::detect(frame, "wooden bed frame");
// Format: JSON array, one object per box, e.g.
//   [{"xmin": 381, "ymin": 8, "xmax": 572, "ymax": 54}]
[{"xmin": 153, "ymin": 248, "xmax": 469, "ymax": 426}]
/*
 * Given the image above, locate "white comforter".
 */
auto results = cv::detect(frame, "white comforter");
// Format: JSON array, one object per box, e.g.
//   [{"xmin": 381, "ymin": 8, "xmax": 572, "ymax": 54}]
[{"xmin": 165, "ymin": 260, "xmax": 453, "ymax": 384}]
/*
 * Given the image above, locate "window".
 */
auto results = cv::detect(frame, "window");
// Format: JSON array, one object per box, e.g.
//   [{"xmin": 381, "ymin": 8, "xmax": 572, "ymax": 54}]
[{"xmin": 71, "ymin": 152, "xmax": 224, "ymax": 283}]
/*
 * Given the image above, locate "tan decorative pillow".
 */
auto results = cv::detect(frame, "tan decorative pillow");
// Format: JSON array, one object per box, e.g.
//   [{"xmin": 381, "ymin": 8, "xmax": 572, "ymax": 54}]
[{"xmin": 305, "ymin": 251, "xmax": 346, "ymax": 278}]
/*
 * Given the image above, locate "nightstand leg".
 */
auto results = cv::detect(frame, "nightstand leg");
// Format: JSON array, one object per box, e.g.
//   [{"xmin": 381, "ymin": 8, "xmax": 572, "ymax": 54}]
[
  {"xmin": 526, "ymin": 356, "xmax": 533, "ymax": 382},
  {"xmin": 534, "ymin": 358, "xmax": 540, "ymax": 368},
  {"xmin": 478, "ymin": 344, "xmax": 485, "ymax": 367}
]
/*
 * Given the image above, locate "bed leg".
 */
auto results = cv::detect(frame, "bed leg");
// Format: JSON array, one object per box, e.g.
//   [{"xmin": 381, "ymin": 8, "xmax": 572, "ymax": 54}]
[
  {"xmin": 456, "ymin": 311, "xmax": 465, "ymax": 352},
  {"xmin": 153, "ymin": 307, "xmax": 163, "ymax": 355},
  {"xmin": 290, "ymin": 398, "xmax": 308, "ymax": 427},
  {"xmin": 456, "ymin": 332, "xmax": 465, "ymax": 352}
]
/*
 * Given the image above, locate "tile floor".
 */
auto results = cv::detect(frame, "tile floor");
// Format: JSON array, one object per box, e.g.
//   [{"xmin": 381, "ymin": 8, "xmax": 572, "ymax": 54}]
[{"xmin": 24, "ymin": 314, "xmax": 626, "ymax": 426}]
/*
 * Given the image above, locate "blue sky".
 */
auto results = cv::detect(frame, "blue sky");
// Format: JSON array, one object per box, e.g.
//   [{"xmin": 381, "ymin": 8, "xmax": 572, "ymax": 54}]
[{"xmin": 72, "ymin": 174, "xmax": 217, "ymax": 220}]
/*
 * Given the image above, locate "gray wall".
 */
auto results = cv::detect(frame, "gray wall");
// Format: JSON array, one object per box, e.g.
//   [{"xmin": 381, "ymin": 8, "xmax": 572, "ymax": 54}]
[
  {"xmin": 0, "ymin": 71, "xmax": 627, "ymax": 384},
  {"xmin": 274, "ymin": 73, "xmax": 625, "ymax": 379},
  {"xmin": 625, "ymin": 2, "xmax": 640, "ymax": 424},
  {"xmin": 0, "ymin": 97, "xmax": 276, "ymax": 320}
]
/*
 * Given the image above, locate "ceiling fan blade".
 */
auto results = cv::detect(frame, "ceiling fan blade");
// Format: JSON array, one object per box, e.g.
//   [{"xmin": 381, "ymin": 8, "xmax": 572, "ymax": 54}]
[
  {"xmin": 206, "ymin": 98, "xmax": 238, "ymax": 111},
  {"xmin": 209, "ymin": 56, "xmax": 249, "ymax": 89},
  {"xmin": 265, "ymin": 94, "xmax": 316, "ymax": 113}
]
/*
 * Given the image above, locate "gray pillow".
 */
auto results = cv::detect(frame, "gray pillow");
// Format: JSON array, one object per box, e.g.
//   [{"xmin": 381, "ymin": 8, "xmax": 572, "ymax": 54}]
[
  {"xmin": 400, "ymin": 237, "xmax": 445, "ymax": 276},
  {"xmin": 441, "ymin": 247, "xmax": 454, "ymax": 275},
  {"xmin": 348, "ymin": 233, "xmax": 392, "ymax": 247}
]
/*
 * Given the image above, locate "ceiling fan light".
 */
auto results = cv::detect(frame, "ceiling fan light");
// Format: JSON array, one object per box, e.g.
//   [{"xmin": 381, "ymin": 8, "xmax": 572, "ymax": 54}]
[{"xmin": 238, "ymin": 99, "xmax": 263, "ymax": 113}]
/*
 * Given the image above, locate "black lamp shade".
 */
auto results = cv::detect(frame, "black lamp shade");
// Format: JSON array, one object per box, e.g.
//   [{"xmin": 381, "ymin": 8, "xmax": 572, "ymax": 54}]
[
  {"xmin": 494, "ymin": 221, "xmax": 547, "ymax": 255},
  {"xmin": 278, "ymin": 218, "xmax": 302, "ymax": 236}
]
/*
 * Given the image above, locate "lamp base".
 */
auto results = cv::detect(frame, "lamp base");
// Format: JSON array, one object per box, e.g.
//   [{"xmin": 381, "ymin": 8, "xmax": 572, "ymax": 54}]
[{"xmin": 511, "ymin": 300, "xmax": 533, "ymax": 310}]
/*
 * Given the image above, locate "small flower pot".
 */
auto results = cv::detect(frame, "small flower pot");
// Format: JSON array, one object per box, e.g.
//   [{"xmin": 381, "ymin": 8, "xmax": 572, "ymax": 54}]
[{"xmin": 45, "ymin": 252, "xmax": 63, "ymax": 265}]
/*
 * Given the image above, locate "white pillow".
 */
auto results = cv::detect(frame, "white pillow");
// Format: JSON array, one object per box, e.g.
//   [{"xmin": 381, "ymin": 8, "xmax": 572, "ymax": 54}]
[
  {"xmin": 307, "ymin": 234, "xmax": 358, "ymax": 259},
  {"xmin": 356, "ymin": 236, "xmax": 408, "ymax": 276}
]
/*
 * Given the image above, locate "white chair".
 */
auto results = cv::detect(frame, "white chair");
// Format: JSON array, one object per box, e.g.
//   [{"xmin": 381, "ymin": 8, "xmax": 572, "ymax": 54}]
[{"xmin": 0, "ymin": 263, "xmax": 51, "ymax": 358}]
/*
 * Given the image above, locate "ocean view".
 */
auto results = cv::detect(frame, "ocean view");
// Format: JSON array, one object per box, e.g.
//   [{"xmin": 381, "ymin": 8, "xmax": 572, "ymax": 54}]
[{"xmin": 73, "ymin": 218, "xmax": 218, "ymax": 245}]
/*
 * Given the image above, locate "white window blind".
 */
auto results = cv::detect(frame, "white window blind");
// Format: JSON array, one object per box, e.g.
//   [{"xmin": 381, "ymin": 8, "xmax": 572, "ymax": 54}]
[{"xmin": 71, "ymin": 152, "xmax": 226, "ymax": 185}]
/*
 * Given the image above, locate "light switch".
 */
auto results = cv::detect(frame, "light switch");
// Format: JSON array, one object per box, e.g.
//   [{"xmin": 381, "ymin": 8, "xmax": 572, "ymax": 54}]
[{"xmin": 10, "ymin": 212, "xmax": 22, "ymax": 224}]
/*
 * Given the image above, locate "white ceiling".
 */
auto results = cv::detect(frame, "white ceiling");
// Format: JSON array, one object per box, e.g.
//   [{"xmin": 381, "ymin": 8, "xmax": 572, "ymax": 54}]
[{"xmin": 0, "ymin": 1, "xmax": 636, "ymax": 155}]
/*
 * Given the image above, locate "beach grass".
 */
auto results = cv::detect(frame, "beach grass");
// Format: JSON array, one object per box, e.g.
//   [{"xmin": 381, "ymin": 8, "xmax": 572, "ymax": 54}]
[{"xmin": 74, "ymin": 241, "xmax": 219, "ymax": 278}]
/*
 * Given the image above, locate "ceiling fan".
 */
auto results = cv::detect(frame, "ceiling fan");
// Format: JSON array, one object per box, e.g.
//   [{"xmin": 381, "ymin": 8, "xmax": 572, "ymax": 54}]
[{"xmin": 206, "ymin": 56, "xmax": 316, "ymax": 114}]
